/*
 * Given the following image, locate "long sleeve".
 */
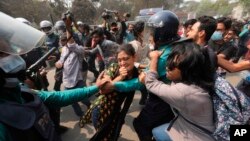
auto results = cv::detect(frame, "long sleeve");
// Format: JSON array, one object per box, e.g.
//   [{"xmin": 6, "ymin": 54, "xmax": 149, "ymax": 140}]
[
  {"xmin": 114, "ymin": 78, "xmax": 145, "ymax": 92},
  {"xmin": 145, "ymin": 71, "xmax": 185, "ymax": 110},
  {"xmin": 157, "ymin": 45, "xmax": 172, "ymax": 83},
  {"xmin": 38, "ymin": 85, "xmax": 98, "ymax": 108},
  {"xmin": 59, "ymin": 47, "xmax": 67, "ymax": 63},
  {"xmin": 116, "ymin": 21, "xmax": 127, "ymax": 44},
  {"xmin": 67, "ymin": 43, "xmax": 85, "ymax": 55}
]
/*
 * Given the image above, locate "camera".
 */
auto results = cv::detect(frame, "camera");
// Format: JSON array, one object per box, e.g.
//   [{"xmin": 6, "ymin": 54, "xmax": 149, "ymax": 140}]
[
  {"xmin": 62, "ymin": 10, "xmax": 74, "ymax": 21},
  {"xmin": 123, "ymin": 13, "xmax": 131, "ymax": 18},
  {"xmin": 101, "ymin": 9, "xmax": 118, "ymax": 20},
  {"xmin": 101, "ymin": 12, "xmax": 112, "ymax": 20}
]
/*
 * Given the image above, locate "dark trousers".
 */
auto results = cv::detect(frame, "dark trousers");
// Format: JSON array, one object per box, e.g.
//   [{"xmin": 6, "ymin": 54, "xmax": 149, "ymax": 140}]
[
  {"xmin": 133, "ymin": 93, "xmax": 174, "ymax": 141},
  {"xmin": 98, "ymin": 60, "xmax": 105, "ymax": 73},
  {"xmin": 139, "ymin": 87, "xmax": 149, "ymax": 105},
  {"xmin": 87, "ymin": 55, "xmax": 99, "ymax": 78},
  {"xmin": 65, "ymin": 80, "xmax": 91, "ymax": 117},
  {"xmin": 53, "ymin": 68, "xmax": 62, "ymax": 91},
  {"xmin": 51, "ymin": 68, "xmax": 63, "ymax": 134}
]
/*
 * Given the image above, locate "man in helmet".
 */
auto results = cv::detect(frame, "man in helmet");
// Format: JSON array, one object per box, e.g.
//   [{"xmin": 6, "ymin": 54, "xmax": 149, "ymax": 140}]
[
  {"xmin": 132, "ymin": 10, "xmax": 180, "ymax": 141},
  {"xmin": 40, "ymin": 20, "xmax": 59, "ymax": 51},
  {"xmin": 0, "ymin": 12, "xmax": 109, "ymax": 141},
  {"xmin": 39, "ymin": 20, "xmax": 60, "ymax": 90},
  {"xmin": 54, "ymin": 20, "xmax": 66, "ymax": 36}
]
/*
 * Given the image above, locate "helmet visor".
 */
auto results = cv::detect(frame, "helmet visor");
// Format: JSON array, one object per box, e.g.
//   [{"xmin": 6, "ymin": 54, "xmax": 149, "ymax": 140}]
[
  {"xmin": 143, "ymin": 24, "xmax": 156, "ymax": 45},
  {"xmin": 0, "ymin": 12, "xmax": 45, "ymax": 55}
]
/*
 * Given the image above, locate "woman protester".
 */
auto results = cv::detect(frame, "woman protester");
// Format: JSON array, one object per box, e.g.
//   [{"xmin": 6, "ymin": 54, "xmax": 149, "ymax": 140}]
[
  {"xmin": 140, "ymin": 41, "xmax": 216, "ymax": 141},
  {"xmin": 80, "ymin": 44, "xmax": 143, "ymax": 141}
]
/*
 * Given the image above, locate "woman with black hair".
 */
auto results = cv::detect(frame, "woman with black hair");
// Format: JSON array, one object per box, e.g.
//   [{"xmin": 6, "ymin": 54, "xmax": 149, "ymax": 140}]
[
  {"xmin": 140, "ymin": 41, "xmax": 215, "ymax": 141},
  {"xmin": 80, "ymin": 43, "xmax": 142, "ymax": 141}
]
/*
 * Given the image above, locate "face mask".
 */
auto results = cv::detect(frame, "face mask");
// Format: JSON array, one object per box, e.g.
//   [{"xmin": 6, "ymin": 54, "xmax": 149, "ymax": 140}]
[
  {"xmin": 0, "ymin": 55, "xmax": 26, "ymax": 73},
  {"xmin": 57, "ymin": 30, "xmax": 64, "ymax": 36},
  {"xmin": 211, "ymin": 31, "xmax": 223, "ymax": 41}
]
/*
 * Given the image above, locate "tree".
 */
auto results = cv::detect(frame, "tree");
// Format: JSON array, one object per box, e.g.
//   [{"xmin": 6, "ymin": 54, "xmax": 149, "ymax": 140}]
[
  {"xmin": 0, "ymin": 0, "xmax": 67, "ymax": 25},
  {"xmin": 182, "ymin": 0, "xmax": 237, "ymax": 18},
  {"xmin": 71, "ymin": 0, "xmax": 97, "ymax": 24},
  {"xmin": 240, "ymin": 0, "xmax": 250, "ymax": 12}
]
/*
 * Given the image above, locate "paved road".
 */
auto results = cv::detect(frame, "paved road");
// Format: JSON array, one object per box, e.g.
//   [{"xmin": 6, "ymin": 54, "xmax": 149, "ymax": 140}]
[{"xmin": 46, "ymin": 68, "xmax": 241, "ymax": 141}]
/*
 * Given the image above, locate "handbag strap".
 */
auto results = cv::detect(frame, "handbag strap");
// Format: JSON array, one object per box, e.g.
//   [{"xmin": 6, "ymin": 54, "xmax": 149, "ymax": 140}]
[
  {"xmin": 61, "ymin": 48, "xmax": 71, "ymax": 65},
  {"xmin": 173, "ymin": 109, "xmax": 216, "ymax": 140}
]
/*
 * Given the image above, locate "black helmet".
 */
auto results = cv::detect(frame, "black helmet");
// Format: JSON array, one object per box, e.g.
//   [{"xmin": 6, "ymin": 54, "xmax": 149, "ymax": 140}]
[{"xmin": 147, "ymin": 10, "xmax": 180, "ymax": 44}]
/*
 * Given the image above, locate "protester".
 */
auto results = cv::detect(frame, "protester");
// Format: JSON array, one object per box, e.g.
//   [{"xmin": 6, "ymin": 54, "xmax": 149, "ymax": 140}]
[
  {"xmin": 186, "ymin": 16, "xmax": 218, "ymax": 70},
  {"xmin": 80, "ymin": 44, "xmax": 142, "ymax": 141},
  {"xmin": 100, "ymin": 11, "xmax": 180, "ymax": 140},
  {"xmin": 85, "ymin": 28, "xmax": 119, "ymax": 74},
  {"xmin": 123, "ymin": 22, "xmax": 135, "ymax": 43},
  {"xmin": 109, "ymin": 12, "xmax": 127, "ymax": 44},
  {"xmin": 183, "ymin": 18, "xmax": 197, "ymax": 37},
  {"xmin": 218, "ymin": 53, "xmax": 250, "ymax": 97},
  {"xmin": 55, "ymin": 32, "xmax": 91, "ymax": 117},
  {"xmin": 208, "ymin": 17, "xmax": 237, "ymax": 78},
  {"xmin": 140, "ymin": 40, "xmax": 215, "ymax": 141}
]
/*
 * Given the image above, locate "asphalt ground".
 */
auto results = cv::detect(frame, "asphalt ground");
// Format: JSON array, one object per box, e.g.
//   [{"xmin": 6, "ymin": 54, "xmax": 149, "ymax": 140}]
[{"xmin": 46, "ymin": 68, "xmax": 241, "ymax": 141}]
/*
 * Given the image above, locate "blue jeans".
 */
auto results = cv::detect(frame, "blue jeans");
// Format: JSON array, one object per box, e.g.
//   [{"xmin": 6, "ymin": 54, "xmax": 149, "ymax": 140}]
[
  {"xmin": 65, "ymin": 80, "xmax": 91, "ymax": 117},
  {"xmin": 152, "ymin": 123, "xmax": 172, "ymax": 141},
  {"xmin": 92, "ymin": 106, "xmax": 101, "ymax": 129}
]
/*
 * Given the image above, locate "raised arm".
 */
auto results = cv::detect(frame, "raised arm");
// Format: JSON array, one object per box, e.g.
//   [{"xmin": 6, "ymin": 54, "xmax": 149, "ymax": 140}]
[{"xmin": 217, "ymin": 55, "xmax": 250, "ymax": 72}]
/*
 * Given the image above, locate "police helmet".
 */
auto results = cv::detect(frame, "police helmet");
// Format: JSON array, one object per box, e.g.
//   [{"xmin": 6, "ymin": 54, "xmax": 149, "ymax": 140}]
[
  {"xmin": 147, "ymin": 11, "xmax": 180, "ymax": 44},
  {"xmin": 77, "ymin": 21, "xmax": 84, "ymax": 26},
  {"xmin": 39, "ymin": 20, "xmax": 53, "ymax": 35},
  {"xmin": 54, "ymin": 20, "xmax": 66, "ymax": 31}
]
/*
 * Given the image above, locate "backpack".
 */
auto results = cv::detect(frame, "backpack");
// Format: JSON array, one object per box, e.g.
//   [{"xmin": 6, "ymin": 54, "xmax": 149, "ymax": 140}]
[
  {"xmin": 179, "ymin": 76, "xmax": 250, "ymax": 141},
  {"xmin": 212, "ymin": 76, "xmax": 250, "ymax": 140}
]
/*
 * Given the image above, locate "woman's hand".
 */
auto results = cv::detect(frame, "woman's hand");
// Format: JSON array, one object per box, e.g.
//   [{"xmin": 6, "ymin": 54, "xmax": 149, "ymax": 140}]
[
  {"xmin": 139, "ymin": 72, "xmax": 146, "ymax": 84},
  {"xmin": 149, "ymin": 51, "xmax": 162, "ymax": 60},
  {"xmin": 96, "ymin": 71, "xmax": 111, "ymax": 89},
  {"xmin": 118, "ymin": 66, "xmax": 128, "ymax": 80}
]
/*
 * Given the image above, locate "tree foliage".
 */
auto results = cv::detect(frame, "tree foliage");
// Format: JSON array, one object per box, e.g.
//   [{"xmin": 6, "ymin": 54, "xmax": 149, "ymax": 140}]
[
  {"xmin": 1, "ymin": 0, "xmax": 249, "ymax": 26},
  {"xmin": 183, "ymin": 0, "xmax": 237, "ymax": 18},
  {"xmin": 239, "ymin": 0, "xmax": 250, "ymax": 12},
  {"xmin": 71, "ymin": 0, "xmax": 97, "ymax": 24},
  {"xmin": 0, "ymin": 0, "xmax": 66, "ymax": 25}
]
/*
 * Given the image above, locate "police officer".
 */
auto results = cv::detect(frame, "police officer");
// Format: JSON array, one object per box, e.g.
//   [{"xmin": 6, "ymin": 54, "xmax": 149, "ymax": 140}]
[
  {"xmin": 54, "ymin": 20, "xmax": 66, "ymax": 36},
  {"xmin": 40, "ymin": 20, "xmax": 59, "ymax": 50},
  {"xmin": 39, "ymin": 20, "xmax": 59, "ymax": 90},
  {"xmin": 109, "ymin": 11, "xmax": 180, "ymax": 140},
  {"xmin": 0, "ymin": 52, "xmax": 107, "ymax": 141},
  {"xmin": 0, "ymin": 12, "xmax": 108, "ymax": 141},
  {"xmin": 133, "ymin": 11, "xmax": 180, "ymax": 141}
]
